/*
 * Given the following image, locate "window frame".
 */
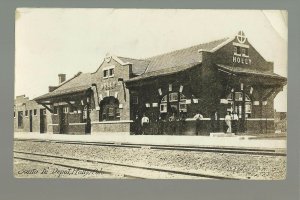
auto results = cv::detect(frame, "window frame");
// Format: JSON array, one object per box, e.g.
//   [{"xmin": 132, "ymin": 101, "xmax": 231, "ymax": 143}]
[
  {"xmin": 103, "ymin": 69, "xmax": 109, "ymax": 78},
  {"xmin": 109, "ymin": 68, "xmax": 114, "ymax": 77},
  {"xmin": 100, "ymin": 97, "xmax": 120, "ymax": 121},
  {"xmin": 103, "ymin": 66, "xmax": 115, "ymax": 79},
  {"xmin": 63, "ymin": 107, "xmax": 68, "ymax": 114},
  {"xmin": 179, "ymin": 102, "xmax": 187, "ymax": 113},
  {"xmin": 169, "ymin": 92, "xmax": 178, "ymax": 102},
  {"xmin": 160, "ymin": 103, "xmax": 167, "ymax": 113}
]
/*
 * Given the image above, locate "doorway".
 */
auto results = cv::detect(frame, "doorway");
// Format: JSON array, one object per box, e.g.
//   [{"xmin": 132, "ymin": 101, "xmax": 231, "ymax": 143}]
[
  {"xmin": 59, "ymin": 106, "xmax": 68, "ymax": 134},
  {"xmin": 40, "ymin": 109, "xmax": 47, "ymax": 133},
  {"xmin": 29, "ymin": 110, "xmax": 33, "ymax": 132}
]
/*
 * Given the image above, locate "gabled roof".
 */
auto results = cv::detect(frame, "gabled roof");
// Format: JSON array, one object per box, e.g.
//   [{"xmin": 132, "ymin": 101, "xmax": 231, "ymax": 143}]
[
  {"xmin": 125, "ymin": 37, "xmax": 232, "ymax": 83},
  {"xmin": 35, "ymin": 72, "xmax": 93, "ymax": 101},
  {"xmin": 144, "ymin": 37, "xmax": 231, "ymax": 73},
  {"xmin": 126, "ymin": 62, "xmax": 201, "ymax": 83},
  {"xmin": 118, "ymin": 57, "xmax": 150, "ymax": 75}
]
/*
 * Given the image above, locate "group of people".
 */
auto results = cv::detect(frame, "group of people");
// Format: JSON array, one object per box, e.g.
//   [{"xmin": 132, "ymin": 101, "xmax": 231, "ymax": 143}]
[
  {"xmin": 137, "ymin": 110, "xmax": 239, "ymax": 135},
  {"xmin": 139, "ymin": 112, "xmax": 187, "ymax": 135},
  {"xmin": 224, "ymin": 111, "xmax": 239, "ymax": 134}
]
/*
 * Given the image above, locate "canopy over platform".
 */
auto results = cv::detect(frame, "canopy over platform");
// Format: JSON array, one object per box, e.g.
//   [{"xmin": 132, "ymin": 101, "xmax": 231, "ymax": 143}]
[
  {"xmin": 34, "ymin": 72, "xmax": 93, "ymax": 103},
  {"xmin": 217, "ymin": 64, "xmax": 287, "ymax": 86}
]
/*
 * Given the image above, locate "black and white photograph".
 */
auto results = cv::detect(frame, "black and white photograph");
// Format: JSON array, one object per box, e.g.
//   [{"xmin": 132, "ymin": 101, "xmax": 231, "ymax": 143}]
[{"xmin": 14, "ymin": 9, "xmax": 287, "ymax": 180}]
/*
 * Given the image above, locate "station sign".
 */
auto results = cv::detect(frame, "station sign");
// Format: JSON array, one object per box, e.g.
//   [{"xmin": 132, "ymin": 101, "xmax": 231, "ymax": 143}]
[
  {"xmin": 232, "ymin": 31, "xmax": 252, "ymax": 65},
  {"xmin": 232, "ymin": 56, "xmax": 252, "ymax": 65}
]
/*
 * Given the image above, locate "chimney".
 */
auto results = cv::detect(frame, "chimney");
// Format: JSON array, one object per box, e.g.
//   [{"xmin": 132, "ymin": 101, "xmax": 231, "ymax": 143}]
[{"xmin": 58, "ymin": 74, "xmax": 66, "ymax": 84}]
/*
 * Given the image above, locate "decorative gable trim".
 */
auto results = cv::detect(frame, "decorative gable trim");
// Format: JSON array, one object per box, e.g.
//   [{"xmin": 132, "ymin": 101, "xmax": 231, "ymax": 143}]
[{"xmin": 93, "ymin": 53, "xmax": 133, "ymax": 74}]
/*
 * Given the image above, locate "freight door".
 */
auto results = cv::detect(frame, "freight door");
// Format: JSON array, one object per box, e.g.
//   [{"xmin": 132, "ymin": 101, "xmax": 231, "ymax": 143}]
[
  {"xmin": 40, "ymin": 109, "xmax": 47, "ymax": 133},
  {"xmin": 59, "ymin": 106, "xmax": 68, "ymax": 134},
  {"xmin": 29, "ymin": 110, "xmax": 33, "ymax": 132}
]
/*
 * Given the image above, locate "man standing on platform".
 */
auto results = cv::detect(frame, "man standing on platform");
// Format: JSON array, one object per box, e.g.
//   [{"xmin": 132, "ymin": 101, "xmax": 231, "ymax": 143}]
[
  {"xmin": 141, "ymin": 113, "xmax": 150, "ymax": 135},
  {"xmin": 194, "ymin": 112, "xmax": 203, "ymax": 135},
  {"xmin": 225, "ymin": 111, "xmax": 232, "ymax": 133},
  {"xmin": 231, "ymin": 111, "xmax": 239, "ymax": 134}
]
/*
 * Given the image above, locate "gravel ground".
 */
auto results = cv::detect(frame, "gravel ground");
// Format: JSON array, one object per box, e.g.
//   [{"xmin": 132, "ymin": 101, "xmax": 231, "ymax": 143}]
[{"xmin": 14, "ymin": 141, "xmax": 286, "ymax": 180}]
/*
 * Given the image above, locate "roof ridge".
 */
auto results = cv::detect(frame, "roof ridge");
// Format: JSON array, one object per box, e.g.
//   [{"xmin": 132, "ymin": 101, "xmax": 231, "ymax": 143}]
[
  {"xmin": 117, "ymin": 56, "xmax": 148, "ymax": 61},
  {"xmin": 51, "ymin": 71, "xmax": 83, "ymax": 92},
  {"xmin": 144, "ymin": 37, "xmax": 230, "ymax": 60}
]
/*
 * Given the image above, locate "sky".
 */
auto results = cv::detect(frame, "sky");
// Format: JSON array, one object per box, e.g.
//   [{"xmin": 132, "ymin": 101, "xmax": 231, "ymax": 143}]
[{"xmin": 15, "ymin": 9, "xmax": 287, "ymax": 112}]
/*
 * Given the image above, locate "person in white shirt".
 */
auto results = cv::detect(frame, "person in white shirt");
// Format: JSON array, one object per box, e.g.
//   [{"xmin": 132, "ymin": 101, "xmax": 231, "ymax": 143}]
[
  {"xmin": 194, "ymin": 112, "xmax": 203, "ymax": 135},
  {"xmin": 141, "ymin": 114, "xmax": 150, "ymax": 135},
  {"xmin": 224, "ymin": 111, "xmax": 232, "ymax": 133}
]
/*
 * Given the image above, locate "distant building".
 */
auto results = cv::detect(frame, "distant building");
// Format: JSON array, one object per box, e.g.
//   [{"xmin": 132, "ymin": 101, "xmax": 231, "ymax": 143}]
[
  {"xmin": 274, "ymin": 111, "xmax": 287, "ymax": 133},
  {"xmin": 14, "ymin": 95, "xmax": 46, "ymax": 133},
  {"xmin": 15, "ymin": 31, "xmax": 287, "ymax": 135}
]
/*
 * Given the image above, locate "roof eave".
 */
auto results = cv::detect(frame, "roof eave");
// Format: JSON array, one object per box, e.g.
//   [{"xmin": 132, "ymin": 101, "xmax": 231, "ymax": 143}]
[
  {"xmin": 34, "ymin": 88, "xmax": 91, "ymax": 102},
  {"xmin": 126, "ymin": 62, "xmax": 202, "ymax": 84}
]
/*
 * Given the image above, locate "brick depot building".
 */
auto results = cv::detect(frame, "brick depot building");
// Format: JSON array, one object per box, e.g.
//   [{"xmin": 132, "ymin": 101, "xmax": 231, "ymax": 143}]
[{"xmin": 15, "ymin": 31, "xmax": 287, "ymax": 135}]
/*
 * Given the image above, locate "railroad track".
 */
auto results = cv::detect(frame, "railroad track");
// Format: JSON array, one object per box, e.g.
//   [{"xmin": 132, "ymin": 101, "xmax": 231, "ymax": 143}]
[
  {"xmin": 14, "ymin": 138, "xmax": 286, "ymax": 156},
  {"xmin": 14, "ymin": 150, "xmax": 239, "ymax": 179}
]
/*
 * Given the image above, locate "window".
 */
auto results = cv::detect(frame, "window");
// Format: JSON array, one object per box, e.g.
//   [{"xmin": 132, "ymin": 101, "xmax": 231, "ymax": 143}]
[
  {"xmin": 18, "ymin": 111, "xmax": 23, "ymax": 128},
  {"xmin": 100, "ymin": 97, "xmax": 120, "ymax": 121},
  {"xmin": 103, "ymin": 66, "xmax": 115, "ymax": 78},
  {"xmin": 169, "ymin": 93, "xmax": 178, "ymax": 102},
  {"xmin": 245, "ymin": 102, "xmax": 252, "ymax": 113},
  {"xmin": 241, "ymin": 48, "xmax": 249, "ymax": 57},
  {"xmin": 63, "ymin": 107, "xmax": 68, "ymax": 113},
  {"xmin": 53, "ymin": 107, "xmax": 58, "ymax": 115},
  {"xmin": 161, "ymin": 95, "xmax": 167, "ymax": 103},
  {"xmin": 14, "ymin": 111, "xmax": 15, "ymax": 118},
  {"xmin": 235, "ymin": 92, "xmax": 243, "ymax": 101},
  {"xmin": 233, "ymin": 46, "xmax": 237, "ymax": 54},
  {"xmin": 160, "ymin": 104, "xmax": 167, "ymax": 113},
  {"xmin": 159, "ymin": 93, "xmax": 188, "ymax": 114},
  {"xmin": 25, "ymin": 110, "xmax": 28, "ymax": 117},
  {"xmin": 103, "ymin": 70, "xmax": 108, "ymax": 78},
  {"xmin": 33, "ymin": 109, "xmax": 37, "ymax": 116},
  {"xmin": 227, "ymin": 92, "xmax": 251, "ymax": 102},
  {"xmin": 179, "ymin": 103, "xmax": 187, "ymax": 113},
  {"xmin": 236, "ymin": 46, "xmax": 241, "ymax": 55},
  {"xmin": 43, "ymin": 109, "xmax": 47, "ymax": 115},
  {"xmin": 109, "ymin": 68, "xmax": 114, "ymax": 77},
  {"xmin": 226, "ymin": 92, "xmax": 252, "ymax": 115},
  {"xmin": 242, "ymin": 48, "xmax": 249, "ymax": 56}
]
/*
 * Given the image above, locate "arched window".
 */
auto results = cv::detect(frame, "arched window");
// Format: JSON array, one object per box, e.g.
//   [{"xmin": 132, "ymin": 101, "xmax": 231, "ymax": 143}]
[
  {"xmin": 227, "ymin": 92, "xmax": 252, "ymax": 117},
  {"xmin": 159, "ymin": 92, "xmax": 187, "ymax": 114},
  {"xmin": 100, "ymin": 97, "xmax": 120, "ymax": 121}
]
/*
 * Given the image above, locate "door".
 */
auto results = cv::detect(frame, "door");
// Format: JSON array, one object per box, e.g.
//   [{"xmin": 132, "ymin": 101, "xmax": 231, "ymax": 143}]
[
  {"xmin": 40, "ymin": 109, "xmax": 47, "ymax": 133},
  {"xmin": 59, "ymin": 106, "xmax": 68, "ymax": 134},
  {"xmin": 29, "ymin": 110, "xmax": 33, "ymax": 132}
]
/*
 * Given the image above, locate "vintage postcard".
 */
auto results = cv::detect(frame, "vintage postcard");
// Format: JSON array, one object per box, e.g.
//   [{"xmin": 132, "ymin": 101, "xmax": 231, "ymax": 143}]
[{"xmin": 14, "ymin": 9, "xmax": 287, "ymax": 179}]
